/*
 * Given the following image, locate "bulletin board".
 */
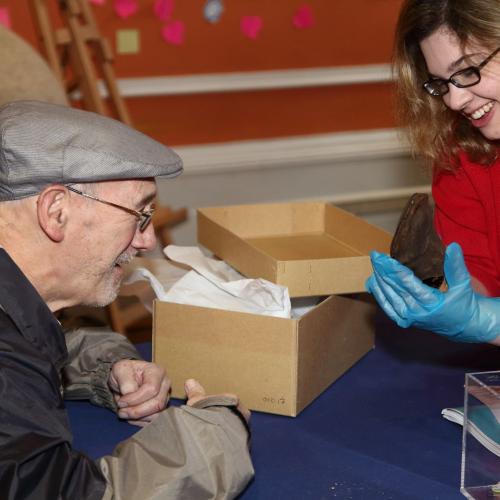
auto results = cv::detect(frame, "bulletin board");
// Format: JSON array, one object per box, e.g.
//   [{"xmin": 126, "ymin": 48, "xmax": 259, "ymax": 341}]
[
  {"xmin": 1, "ymin": 0, "xmax": 403, "ymax": 77},
  {"xmin": 0, "ymin": 0, "xmax": 403, "ymax": 145}
]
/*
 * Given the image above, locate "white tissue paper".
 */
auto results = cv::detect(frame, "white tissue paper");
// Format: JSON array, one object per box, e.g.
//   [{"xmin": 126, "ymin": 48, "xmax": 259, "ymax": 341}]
[
  {"xmin": 123, "ymin": 245, "xmax": 292, "ymax": 318},
  {"xmin": 121, "ymin": 258, "xmax": 189, "ymax": 312},
  {"xmin": 163, "ymin": 245, "xmax": 291, "ymax": 318}
]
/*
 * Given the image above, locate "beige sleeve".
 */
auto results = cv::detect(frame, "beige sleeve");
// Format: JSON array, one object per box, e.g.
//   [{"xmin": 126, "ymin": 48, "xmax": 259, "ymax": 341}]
[
  {"xmin": 99, "ymin": 399, "xmax": 254, "ymax": 500},
  {"xmin": 62, "ymin": 327, "xmax": 141, "ymax": 410}
]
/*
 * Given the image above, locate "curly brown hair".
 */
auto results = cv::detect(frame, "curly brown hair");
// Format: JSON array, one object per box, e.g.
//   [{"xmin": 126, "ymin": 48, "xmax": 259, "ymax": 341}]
[{"xmin": 394, "ymin": 0, "xmax": 500, "ymax": 171}]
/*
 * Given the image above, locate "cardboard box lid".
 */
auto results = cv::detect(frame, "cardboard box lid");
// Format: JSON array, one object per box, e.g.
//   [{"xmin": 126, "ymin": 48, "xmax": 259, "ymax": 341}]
[{"xmin": 197, "ymin": 201, "xmax": 392, "ymax": 296}]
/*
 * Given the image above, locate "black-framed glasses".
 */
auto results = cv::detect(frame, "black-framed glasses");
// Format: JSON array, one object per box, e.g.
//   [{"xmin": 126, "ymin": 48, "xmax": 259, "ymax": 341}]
[
  {"xmin": 423, "ymin": 47, "xmax": 500, "ymax": 97},
  {"xmin": 66, "ymin": 185, "xmax": 155, "ymax": 232}
]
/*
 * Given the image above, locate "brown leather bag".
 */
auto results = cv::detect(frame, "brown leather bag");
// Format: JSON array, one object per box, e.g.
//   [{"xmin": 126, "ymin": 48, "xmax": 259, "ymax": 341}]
[{"xmin": 390, "ymin": 193, "xmax": 445, "ymax": 288}]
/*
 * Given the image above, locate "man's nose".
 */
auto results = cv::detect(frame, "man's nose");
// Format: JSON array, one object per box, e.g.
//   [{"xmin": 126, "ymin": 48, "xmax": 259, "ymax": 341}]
[{"xmin": 132, "ymin": 222, "xmax": 157, "ymax": 252}]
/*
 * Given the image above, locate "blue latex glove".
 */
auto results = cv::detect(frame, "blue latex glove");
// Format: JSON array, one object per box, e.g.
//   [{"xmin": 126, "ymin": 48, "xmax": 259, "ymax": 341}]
[{"xmin": 366, "ymin": 242, "xmax": 500, "ymax": 343}]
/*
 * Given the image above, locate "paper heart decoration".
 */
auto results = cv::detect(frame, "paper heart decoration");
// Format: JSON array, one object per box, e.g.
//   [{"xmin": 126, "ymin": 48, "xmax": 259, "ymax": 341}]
[
  {"xmin": 0, "ymin": 7, "xmax": 11, "ymax": 28},
  {"xmin": 241, "ymin": 15, "xmax": 263, "ymax": 39},
  {"xmin": 154, "ymin": 0, "xmax": 174, "ymax": 21},
  {"xmin": 114, "ymin": 0, "xmax": 138, "ymax": 19},
  {"xmin": 293, "ymin": 5, "xmax": 314, "ymax": 29},
  {"xmin": 161, "ymin": 20, "xmax": 185, "ymax": 46}
]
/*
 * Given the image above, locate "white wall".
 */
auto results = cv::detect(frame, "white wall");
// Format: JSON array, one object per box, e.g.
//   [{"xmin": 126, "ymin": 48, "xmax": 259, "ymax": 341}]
[{"xmin": 156, "ymin": 128, "xmax": 430, "ymax": 246}]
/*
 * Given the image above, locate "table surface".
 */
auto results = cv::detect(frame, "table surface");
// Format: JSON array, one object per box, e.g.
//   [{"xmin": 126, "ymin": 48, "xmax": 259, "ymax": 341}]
[{"xmin": 66, "ymin": 313, "xmax": 499, "ymax": 500}]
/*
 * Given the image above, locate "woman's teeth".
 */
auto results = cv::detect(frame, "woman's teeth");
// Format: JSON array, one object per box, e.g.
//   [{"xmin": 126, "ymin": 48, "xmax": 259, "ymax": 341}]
[{"xmin": 471, "ymin": 102, "xmax": 494, "ymax": 120}]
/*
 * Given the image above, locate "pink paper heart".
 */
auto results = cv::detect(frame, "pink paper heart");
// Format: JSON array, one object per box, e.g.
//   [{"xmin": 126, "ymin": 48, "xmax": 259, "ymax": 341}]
[
  {"xmin": 293, "ymin": 5, "xmax": 314, "ymax": 29},
  {"xmin": 161, "ymin": 20, "xmax": 185, "ymax": 46},
  {"xmin": 241, "ymin": 15, "xmax": 263, "ymax": 39},
  {"xmin": 0, "ymin": 7, "xmax": 12, "ymax": 29},
  {"xmin": 114, "ymin": 0, "xmax": 138, "ymax": 19},
  {"xmin": 154, "ymin": 0, "xmax": 174, "ymax": 21}
]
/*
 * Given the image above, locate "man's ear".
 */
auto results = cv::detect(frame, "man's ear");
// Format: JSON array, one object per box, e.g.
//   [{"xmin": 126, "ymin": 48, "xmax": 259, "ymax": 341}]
[{"xmin": 36, "ymin": 185, "xmax": 70, "ymax": 242}]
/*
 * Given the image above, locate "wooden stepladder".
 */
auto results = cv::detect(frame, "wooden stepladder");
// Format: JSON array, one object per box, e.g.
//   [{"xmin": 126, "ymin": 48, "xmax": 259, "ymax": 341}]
[
  {"xmin": 29, "ymin": 0, "xmax": 132, "ymax": 125},
  {"xmin": 29, "ymin": 0, "xmax": 189, "ymax": 336}
]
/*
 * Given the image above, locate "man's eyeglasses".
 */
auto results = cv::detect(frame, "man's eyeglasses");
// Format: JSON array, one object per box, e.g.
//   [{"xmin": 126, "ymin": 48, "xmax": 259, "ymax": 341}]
[
  {"xmin": 66, "ymin": 185, "xmax": 155, "ymax": 232},
  {"xmin": 423, "ymin": 47, "xmax": 500, "ymax": 97}
]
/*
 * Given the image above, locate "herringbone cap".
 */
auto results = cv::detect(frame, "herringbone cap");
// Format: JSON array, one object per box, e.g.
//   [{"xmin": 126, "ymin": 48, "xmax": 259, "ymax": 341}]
[{"xmin": 0, "ymin": 100, "xmax": 183, "ymax": 200}]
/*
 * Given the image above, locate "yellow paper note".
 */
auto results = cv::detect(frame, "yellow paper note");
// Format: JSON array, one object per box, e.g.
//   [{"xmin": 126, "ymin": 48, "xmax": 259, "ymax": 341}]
[{"xmin": 116, "ymin": 29, "xmax": 140, "ymax": 55}]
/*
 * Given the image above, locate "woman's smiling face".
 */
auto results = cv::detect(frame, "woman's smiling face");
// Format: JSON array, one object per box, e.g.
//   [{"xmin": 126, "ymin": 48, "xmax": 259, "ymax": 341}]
[{"xmin": 420, "ymin": 26, "xmax": 500, "ymax": 140}]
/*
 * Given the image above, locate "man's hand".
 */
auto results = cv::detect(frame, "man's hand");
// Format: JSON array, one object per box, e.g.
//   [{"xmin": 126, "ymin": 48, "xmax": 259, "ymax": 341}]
[{"xmin": 108, "ymin": 359, "xmax": 171, "ymax": 427}]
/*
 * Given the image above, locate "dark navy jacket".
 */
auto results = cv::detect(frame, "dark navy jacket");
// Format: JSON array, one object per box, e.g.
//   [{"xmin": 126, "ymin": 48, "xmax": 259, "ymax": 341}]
[{"xmin": 0, "ymin": 249, "xmax": 106, "ymax": 499}]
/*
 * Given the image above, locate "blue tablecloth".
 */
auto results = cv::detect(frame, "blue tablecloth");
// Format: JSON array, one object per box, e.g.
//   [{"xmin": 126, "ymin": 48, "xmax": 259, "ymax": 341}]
[{"xmin": 66, "ymin": 313, "xmax": 499, "ymax": 499}]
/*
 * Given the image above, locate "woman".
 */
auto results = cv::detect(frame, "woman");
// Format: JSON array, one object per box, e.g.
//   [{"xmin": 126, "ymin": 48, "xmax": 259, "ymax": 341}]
[
  {"xmin": 397, "ymin": 0, "xmax": 500, "ymax": 295},
  {"xmin": 367, "ymin": 0, "xmax": 500, "ymax": 345}
]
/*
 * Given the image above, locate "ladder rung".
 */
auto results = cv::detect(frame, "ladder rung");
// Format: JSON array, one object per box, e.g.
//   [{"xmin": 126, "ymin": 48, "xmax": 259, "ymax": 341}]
[
  {"xmin": 64, "ymin": 0, "xmax": 82, "ymax": 16},
  {"xmin": 55, "ymin": 25, "xmax": 98, "ymax": 46},
  {"xmin": 79, "ymin": 24, "xmax": 99, "ymax": 40},
  {"xmin": 55, "ymin": 28, "xmax": 71, "ymax": 45}
]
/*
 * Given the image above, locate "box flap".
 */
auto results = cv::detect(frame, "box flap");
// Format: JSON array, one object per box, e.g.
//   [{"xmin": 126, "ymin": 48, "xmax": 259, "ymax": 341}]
[
  {"xmin": 198, "ymin": 202, "xmax": 326, "ymax": 237},
  {"xmin": 324, "ymin": 204, "xmax": 392, "ymax": 254}
]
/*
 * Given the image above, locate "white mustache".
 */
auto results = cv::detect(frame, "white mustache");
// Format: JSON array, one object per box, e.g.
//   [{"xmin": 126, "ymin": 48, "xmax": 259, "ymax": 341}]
[{"xmin": 115, "ymin": 252, "xmax": 136, "ymax": 266}]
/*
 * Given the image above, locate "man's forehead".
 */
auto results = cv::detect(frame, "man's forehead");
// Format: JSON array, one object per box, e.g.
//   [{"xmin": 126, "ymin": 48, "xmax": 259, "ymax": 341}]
[
  {"xmin": 97, "ymin": 178, "xmax": 156, "ymax": 193},
  {"xmin": 95, "ymin": 178, "xmax": 156, "ymax": 203}
]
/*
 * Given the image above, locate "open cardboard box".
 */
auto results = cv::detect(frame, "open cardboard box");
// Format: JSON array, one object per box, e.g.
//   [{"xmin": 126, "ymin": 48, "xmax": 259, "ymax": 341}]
[
  {"xmin": 197, "ymin": 201, "xmax": 392, "ymax": 297},
  {"xmin": 153, "ymin": 293, "xmax": 375, "ymax": 417},
  {"xmin": 149, "ymin": 201, "xmax": 389, "ymax": 416}
]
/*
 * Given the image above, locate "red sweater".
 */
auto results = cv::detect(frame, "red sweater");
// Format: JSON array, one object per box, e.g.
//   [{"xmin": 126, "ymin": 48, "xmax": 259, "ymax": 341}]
[{"xmin": 433, "ymin": 151, "xmax": 500, "ymax": 296}]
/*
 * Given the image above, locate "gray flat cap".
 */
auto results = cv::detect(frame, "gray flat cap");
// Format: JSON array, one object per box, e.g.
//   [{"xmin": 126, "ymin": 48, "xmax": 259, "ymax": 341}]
[{"xmin": 0, "ymin": 100, "xmax": 183, "ymax": 200}]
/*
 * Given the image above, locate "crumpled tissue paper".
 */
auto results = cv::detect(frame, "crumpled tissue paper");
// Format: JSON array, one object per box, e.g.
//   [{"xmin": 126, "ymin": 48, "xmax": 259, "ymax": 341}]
[{"xmin": 123, "ymin": 245, "xmax": 291, "ymax": 318}]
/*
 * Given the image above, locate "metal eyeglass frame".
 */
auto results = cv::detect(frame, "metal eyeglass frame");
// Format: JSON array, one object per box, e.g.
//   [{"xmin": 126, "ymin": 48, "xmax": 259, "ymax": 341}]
[
  {"xmin": 65, "ymin": 185, "xmax": 154, "ymax": 232},
  {"xmin": 423, "ymin": 47, "xmax": 500, "ymax": 97}
]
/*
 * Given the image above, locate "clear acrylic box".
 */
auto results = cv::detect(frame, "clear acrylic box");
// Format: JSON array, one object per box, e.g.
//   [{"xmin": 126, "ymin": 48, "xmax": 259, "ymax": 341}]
[{"xmin": 461, "ymin": 371, "xmax": 500, "ymax": 499}]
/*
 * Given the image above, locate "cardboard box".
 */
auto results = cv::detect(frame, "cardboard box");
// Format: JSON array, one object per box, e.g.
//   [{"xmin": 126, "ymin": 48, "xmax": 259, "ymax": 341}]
[
  {"xmin": 153, "ymin": 294, "xmax": 375, "ymax": 417},
  {"xmin": 197, "ymin": 202, "xmax": 392, "ymax": 297}
]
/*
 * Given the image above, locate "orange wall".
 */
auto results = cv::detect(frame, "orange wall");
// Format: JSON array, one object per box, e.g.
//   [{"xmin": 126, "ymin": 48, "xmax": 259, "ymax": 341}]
[
  {"xmin": 1, "ymin": 0, "xmax": 403, "ymax": 145},
  {"xmin": 128, "ymin": 83, "xmax": 396, "ymax": 146}
]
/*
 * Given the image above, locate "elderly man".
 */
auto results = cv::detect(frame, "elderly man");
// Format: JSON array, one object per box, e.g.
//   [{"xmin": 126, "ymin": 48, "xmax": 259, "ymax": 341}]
[{"xmin": 0, "ymin": 100, "xmax": 253, "ymax": 499}]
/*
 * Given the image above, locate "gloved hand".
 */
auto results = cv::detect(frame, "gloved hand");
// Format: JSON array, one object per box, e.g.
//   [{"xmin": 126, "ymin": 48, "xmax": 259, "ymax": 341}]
[{"xmin": 366, "ymin": 242, "xmax": 500, "ymax": 343}]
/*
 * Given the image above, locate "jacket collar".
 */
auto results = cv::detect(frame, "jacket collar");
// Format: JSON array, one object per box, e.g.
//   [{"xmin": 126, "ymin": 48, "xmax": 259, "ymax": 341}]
[{"xmin": 0, "ymin": 249, "xmax": 68, "ymax": 369}]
